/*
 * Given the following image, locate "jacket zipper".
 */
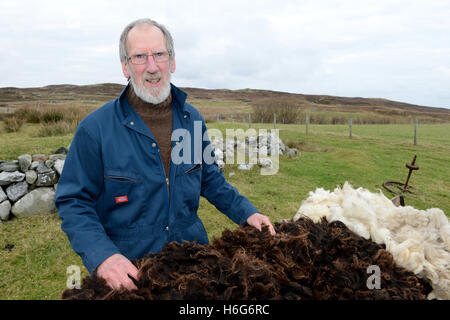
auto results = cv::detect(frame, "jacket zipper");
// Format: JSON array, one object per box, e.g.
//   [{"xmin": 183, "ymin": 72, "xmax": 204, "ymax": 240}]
[{"xmin": 155, "ymin": 146, "xmax": 170, "ymax": 200}]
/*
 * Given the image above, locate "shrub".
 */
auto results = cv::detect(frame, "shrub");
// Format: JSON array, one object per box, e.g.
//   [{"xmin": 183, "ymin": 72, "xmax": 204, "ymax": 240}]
[
  {"xmin": 3, "ymin": 116, "xmax": 25, "ymax": 132},
  {"xmin": 34, "ymin": 120, "xmax": 78, "ymax": 137},
  {"xmin": 252, "ymin": 98, "xmax": 300, "ymax": 124},
  {"xmin": 13, "ymin": 105, "xmax": 94, "ymax": 125},
  {"xmin": 41, "ymin": 109, "xmax": 65, "ymax": 123},
  {"xmin": 14, "ymin": 107, "xmax": 42, "ymax": 123}
]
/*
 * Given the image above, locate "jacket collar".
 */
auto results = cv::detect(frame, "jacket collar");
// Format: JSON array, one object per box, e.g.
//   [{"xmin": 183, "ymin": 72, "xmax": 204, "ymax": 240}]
[
  {"xmin": 118, "ymin": 82, "xmax": 189, "ymax": 118},
  {"xmin": 117, "ymin": 83, "xmax": 190, "ymax": 141}
]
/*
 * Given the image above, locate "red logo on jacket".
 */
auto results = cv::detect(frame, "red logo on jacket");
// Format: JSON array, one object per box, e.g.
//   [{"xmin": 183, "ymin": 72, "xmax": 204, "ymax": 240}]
[{"xmin": 115, "ymin": 195, "xmax": 128, "ymax": 204}]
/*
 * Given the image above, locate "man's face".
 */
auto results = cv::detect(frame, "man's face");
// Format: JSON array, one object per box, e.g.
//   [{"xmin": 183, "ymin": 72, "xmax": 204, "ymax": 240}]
[{"xmin": 121, "ymin": 24, "xmax": 176, "ymax": 104}]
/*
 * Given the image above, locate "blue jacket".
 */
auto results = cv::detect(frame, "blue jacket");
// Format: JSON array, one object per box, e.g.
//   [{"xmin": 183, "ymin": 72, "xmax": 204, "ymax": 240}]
[{"xmin": 55, "ymin": 84, "xmax": 258, "ymax": 274}]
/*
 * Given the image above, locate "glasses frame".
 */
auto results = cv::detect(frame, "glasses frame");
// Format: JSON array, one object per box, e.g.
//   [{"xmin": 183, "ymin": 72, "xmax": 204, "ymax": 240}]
[{"xmin": 126, "ymin": 51, "xmax": 170, "ymax": 65}]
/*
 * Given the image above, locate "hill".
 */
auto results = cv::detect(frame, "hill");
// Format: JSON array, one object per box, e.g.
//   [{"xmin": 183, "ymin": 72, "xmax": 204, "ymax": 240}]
[{"xmin": 1, "ymin": 83, "xmax": 449, "ymax": 124}]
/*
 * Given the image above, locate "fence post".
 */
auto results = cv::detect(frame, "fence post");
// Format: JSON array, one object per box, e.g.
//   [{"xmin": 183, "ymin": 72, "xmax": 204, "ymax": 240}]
[
  {"xmin": 349, "ymin": 116, "xmax": 352, "ymax": 139},
  {"xmin": 414, "ymin": 117, "xmax": 418, "ymax": 145},
  {"xmin": 306, "ymin": 113, "xmax": 309, "ymax": 135},
  {"xmin": 274, "ymin": 113, "xmax": 277, "ymax": 129},
  {"xmin": 248, "ymin": 113, "xmax": 251, "ymax": 128}
]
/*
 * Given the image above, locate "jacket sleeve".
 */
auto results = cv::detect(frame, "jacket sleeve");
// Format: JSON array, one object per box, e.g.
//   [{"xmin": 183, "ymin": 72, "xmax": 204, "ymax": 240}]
[
  {"xmin": 199, "ymin": 119, "xmax": 258, "ymax": 225},
  {"xmin": 55, "ymin": 124, "xmax": 120, "ymax": 274}
]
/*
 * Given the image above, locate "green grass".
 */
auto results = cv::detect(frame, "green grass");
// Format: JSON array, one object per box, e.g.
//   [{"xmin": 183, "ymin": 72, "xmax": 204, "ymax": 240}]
[
  {"xmin": 0, "ymin": 215, "xmax": 89, "ymax": 299},
  {"xmin": 0, "ymin": 123, "xmax": 73, "ymax": 160},
  {"xmin": 200, "ymin": 123, "xmax": 449, "ymax": 238},
  {"xmin": 0, "ymin": 121, "xmax": 449, "ymax": 299}
]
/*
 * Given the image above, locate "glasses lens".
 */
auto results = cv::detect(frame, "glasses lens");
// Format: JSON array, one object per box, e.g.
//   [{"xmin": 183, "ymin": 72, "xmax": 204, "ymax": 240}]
[
  {"xmin": 153, "ymin": 52, "xmax": 169, "ymax": 63},
  {"xmin": 131, "ymin": 55, "xmax": 146, "ymax": 65}
]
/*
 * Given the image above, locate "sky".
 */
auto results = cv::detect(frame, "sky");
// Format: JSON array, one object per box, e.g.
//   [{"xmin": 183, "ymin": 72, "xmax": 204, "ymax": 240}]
[{"xmin": 1, "ymin": 0, "xmax": 450, "ymax": 109}]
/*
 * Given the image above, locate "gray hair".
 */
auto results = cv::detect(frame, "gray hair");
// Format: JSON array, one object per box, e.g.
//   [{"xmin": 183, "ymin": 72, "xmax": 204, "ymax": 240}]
[{"xmin": 119, "ymin": 18, "xmax": 175, "ymax": 64}]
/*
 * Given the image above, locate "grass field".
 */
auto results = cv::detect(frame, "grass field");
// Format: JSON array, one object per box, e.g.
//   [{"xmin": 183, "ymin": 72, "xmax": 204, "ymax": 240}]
[{"xmin": 0, "ymin": 120, "xmax": 449, "ymax": 299}]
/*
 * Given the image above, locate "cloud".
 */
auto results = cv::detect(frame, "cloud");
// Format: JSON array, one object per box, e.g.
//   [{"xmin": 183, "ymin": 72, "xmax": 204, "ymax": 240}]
[{"xmin": 0, "ymin": 0, "xmax": 449, "ymax": 108}]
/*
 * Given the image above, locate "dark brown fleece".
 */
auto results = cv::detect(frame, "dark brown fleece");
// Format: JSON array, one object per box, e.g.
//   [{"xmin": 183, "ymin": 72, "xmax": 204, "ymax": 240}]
[{"xmin": 62, "ymin": 218, "xmax": 431, "ymax": 300}]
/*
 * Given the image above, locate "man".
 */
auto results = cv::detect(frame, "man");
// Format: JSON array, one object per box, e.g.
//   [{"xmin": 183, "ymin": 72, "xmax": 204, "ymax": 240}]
[{"xmin": 55, "ymin": 18, "xmax": 275, "ymax": 291}]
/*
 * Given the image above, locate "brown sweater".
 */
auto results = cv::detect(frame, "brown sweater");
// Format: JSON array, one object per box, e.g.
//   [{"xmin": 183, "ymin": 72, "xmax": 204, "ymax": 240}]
[{"xmin": 126, "ymin": 85, "xmax": 172, "ymax": 178}]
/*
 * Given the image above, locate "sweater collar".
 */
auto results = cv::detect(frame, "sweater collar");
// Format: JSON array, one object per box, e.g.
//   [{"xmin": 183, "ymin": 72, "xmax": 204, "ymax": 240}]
[
  {"xmin": 126, "ymin": 83, "xmax": 172, "ymax": 112},
  {"xmin": 119, "ymin": 82, "xmax": 189, "ymax": 118}
]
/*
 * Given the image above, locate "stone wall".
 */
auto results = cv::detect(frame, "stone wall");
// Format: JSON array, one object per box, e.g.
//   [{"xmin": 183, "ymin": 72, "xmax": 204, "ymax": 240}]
[
  {"xmin": 0, "ymin": 147, "xmax": 66, "ymax": 223},
  {"xmin": 0, "ymin": 134, "xmax": 299, "ymax": 224}
]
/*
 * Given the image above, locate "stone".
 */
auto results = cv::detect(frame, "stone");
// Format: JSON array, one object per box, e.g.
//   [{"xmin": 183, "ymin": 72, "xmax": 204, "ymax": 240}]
[
  {"xmin": 0, "ymin": 171, "xmax": 25, "ymax": 186},
  {"xmin": 45, "ymin": 159, "xmax": 54, "ymax": 169},
  {"xmin": 36, "ymin": 162, "xmax": 52, "ymax": 174},
  {"xmin": 0, "ymin": 187, "xmax": 6, "ymax": 202},
  {"xmin": 53, "ymin": 159, "xmax": 65, "ymax": 176},
  {"xmin": 0, "ymin": 161, "xmax": 20, "ymax": 172},
  {"xmin": 36, "ymin": 170, "xmax": 58, "ymax": 187},
  {"xmin": 216, "ymin": 159, "xmax": 225, "ymax": 170},
  {"xmin": 258, "ymin": 146, "xmax": 268, "ymax": 156},
  {"xmin": 279, "ymin": 139, "xmax": 286, "ymax": 153},
  {"xmin": 18, "ymin": 154, "xmax": 32, "ymax": 172},
  {"xmin": 6, "ymin": 181, "xmax": 28, "ymax": 202},
  {"xmin": 0, "ymin": 200, "xmax": 11, "ymax": 221},
  {"xmin": 25, "ymin": 170, "xmax": 38, "ymax": 184},
  {"xmin": 237, "ymin": 163, "xmax": 253, "ymax": 170},
  {"xmin": 258, "ymin": 158, "xmax": 273, "ymax": 168},
  {"xmin": 11, "ymin": 187, "xmax": 56, "ymax": 218},
  {"xmin": 30, "ymin": 161, "xmax": 40, "ymax": 170},
  {"xmin": 214, "ymin": 149, "xmax": 224, "ymax": 162},
  {"xmin": 49, "ymin": 154, "xmax": 66, "ymax": 161},
  {"xmin": 285, "ymin": 147, "xmax": 299, "ymax": 158},
  {"xmin": 32, "ymin": 154, "xmax": 48, "ymax": 163},
  {"xmin": 54, "ymin": 146, "xmax": 68, "ymax": 154}
]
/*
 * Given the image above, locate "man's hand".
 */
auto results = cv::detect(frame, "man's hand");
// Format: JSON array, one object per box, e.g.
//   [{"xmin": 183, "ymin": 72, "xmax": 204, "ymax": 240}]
[
  {"xmin": 246, "ymin": 212, "xmax": 276, "ymax": 235},
  {"xmin": 96, "ymin": 253, "xmax": 139, "ymax": 291}
]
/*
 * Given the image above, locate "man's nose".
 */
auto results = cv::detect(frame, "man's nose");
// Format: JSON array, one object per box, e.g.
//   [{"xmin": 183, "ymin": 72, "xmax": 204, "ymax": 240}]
[{"xmin": 146, "ymin": 55, "xmax": 159, "ymax": 73}]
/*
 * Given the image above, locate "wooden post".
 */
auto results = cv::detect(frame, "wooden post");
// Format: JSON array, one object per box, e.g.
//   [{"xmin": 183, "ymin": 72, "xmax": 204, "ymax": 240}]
[
  {"xmin": 274, "ymin": 113, "xmax": 277, "ymax": 129},
  {"xmin": 248, "ymin": 113, "xmax": 251, "ymax": 128},
  {"xmin": 349, "ymin": 116, "xmax": 352, "ymax": 139},
  {"xmin": 306, "ymin": 113, "xmax": 309, "ymax": 135},
  {"xmin": 414, "ymin": 117, "xmax": 418, "ymax": 145}
]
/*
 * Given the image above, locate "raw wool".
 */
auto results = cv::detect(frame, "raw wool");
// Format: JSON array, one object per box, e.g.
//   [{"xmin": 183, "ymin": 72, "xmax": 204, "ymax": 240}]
[
  {"xmin": 62, "ymin": 218, "xmax": 430, "ymax": 300},
  {"xmin": 293, "ymin": 182, "xmax": 450, "ymax": 300}
]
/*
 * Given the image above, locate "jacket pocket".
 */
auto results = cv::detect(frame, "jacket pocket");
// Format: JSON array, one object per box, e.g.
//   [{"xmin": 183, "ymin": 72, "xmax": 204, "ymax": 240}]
[
  {"xmin": 180, "ymin": 219, "xmax": 209, "ymax": 244},
  {"xmin": 179, "ymin": 164, "xmax": 202, "ymax": 211},
  {"xmin": 102, "ymin": 170, "xmax": 139, "ymax": 227},
  {"xmin": 104, "ymin": 175, "xmax": 136, "ymax": 183},
  {"xmin": 184, "ymin": 163, "xmax": 202, "ymax": 174}
]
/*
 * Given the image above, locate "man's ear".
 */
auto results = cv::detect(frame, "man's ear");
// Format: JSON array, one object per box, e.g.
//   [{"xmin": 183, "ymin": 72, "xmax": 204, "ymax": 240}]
[
  {"xmin": 121, "ymin": 60, "xmax": 131, "ymax": 79},
  {"xmin": 170, "ymin": 57, "xmax": 176, "ymax": 73}
]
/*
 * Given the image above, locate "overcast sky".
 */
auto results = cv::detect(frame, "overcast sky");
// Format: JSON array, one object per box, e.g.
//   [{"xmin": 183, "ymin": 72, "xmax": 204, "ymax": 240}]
[{"xmin": 1, "ymin": 0, "xmax": 450, "ymax": 109}]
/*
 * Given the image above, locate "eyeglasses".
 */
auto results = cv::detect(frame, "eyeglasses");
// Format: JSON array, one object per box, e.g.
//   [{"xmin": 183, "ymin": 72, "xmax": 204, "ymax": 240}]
[{"xmin": 126, "ymin": 51, "xmax": 170, "ymax": 65}]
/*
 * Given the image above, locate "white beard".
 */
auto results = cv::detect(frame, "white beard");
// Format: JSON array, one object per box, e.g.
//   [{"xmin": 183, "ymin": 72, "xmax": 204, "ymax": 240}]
[{"xmin": 128, "ymin": 66, "xmax": 171, "ymax": 104}]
